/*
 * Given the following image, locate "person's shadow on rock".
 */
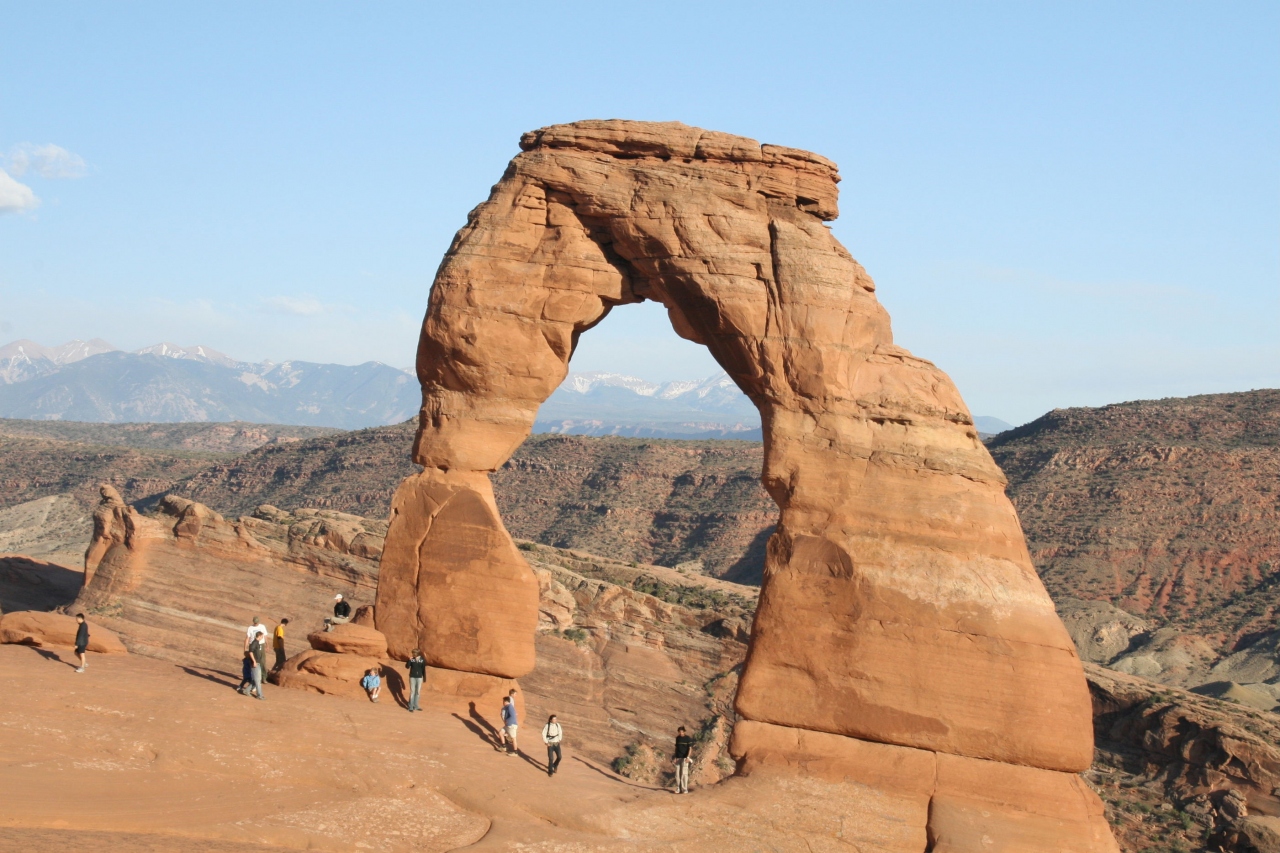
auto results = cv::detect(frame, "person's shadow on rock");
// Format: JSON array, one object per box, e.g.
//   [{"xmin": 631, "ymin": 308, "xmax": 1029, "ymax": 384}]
[
  {"xmin": 455, "ymin": 702, "xmax": 504, "ymax": 749},
  {"xmin": 381, "ymin": 668, "xmax": 408, "ymax": 709}
]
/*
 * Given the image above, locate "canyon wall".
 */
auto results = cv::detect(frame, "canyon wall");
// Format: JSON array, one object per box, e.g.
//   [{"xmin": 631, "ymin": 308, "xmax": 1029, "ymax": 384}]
[{"xmin": 376, "ymin": 119, "xmax": 1114, "ymax": 850}]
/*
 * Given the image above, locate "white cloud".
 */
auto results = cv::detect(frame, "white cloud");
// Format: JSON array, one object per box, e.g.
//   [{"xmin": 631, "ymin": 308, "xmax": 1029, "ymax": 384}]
[
  {"xmin": 266, "ymin": 295, "xmax": 328, "ymax": 316},
  {"xmin": 0, "ymin": 168, "xmax": 39, "ymax": 214},
  {"xmin": 8, "ymin": 143, "xmax": 87, "ymax": 179}
]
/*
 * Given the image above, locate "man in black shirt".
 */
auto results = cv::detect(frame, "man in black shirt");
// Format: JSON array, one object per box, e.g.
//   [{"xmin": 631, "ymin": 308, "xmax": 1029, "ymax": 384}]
[
  {"xmin": 673, "ymin": 726, "xmax": 694, "ymax": 794},
  {"xmin": 73, "ymin": 613, "xmax": 89, "ymax": 673},
  {"xmin": 405, "ymin": 649, "xmax": 427, "ymax": 712},
  {"xmin": 327, "ymin": 594, "xmax": 352, "ymax": 631}
]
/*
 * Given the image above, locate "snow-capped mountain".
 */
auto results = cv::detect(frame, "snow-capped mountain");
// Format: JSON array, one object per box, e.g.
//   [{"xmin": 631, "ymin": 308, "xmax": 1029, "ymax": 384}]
[
  {"xmin": 0, "ymin": 341, "xmax": 1011, "ymax": 437},
  {"xmin": 0, "ymin": 338, "xmax": 117, "ymax": 383},
  {"xmin": 534, "ymin": 370, "xmax": 762, "ymax": 440},
  {"xmin": 0, "ymin": 339, "xmax": 418, "ymax": 428}
]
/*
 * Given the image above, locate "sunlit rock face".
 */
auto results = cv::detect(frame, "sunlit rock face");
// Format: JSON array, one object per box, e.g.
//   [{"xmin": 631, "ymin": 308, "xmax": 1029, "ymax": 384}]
[{"xmin": 377, "ymin": 119, "xmax": 1115, "ymax": 852}]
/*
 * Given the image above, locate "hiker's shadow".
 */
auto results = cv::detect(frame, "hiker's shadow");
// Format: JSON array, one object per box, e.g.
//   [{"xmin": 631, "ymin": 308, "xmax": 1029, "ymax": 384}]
[
  {"xmin": 455, "ymin": 702, "xmax": 505, "ymax": 750},
  {"xmin": 381, "ymin": 668, "xmax": 408, "ymax": 709},
  {"xmin": 180, "ymin": 666, "xmax": 239, "ymax": 688},
  {"xmin": 31, "ymin": 647, "xmax": 73, "ymax": 668}
]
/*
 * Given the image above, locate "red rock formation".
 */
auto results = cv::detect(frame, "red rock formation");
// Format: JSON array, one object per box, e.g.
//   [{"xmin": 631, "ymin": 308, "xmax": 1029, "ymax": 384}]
[
  {"xmin": 76, "ymin": 490, "xmax": 381, "ymax": 667},
  {"xmin": 0, "ymin": 610, "xmax": 127, "ymax": 653},
  {"xmin": 375, "ymin": 119, "xmax": 1108, "ymax": 848}
]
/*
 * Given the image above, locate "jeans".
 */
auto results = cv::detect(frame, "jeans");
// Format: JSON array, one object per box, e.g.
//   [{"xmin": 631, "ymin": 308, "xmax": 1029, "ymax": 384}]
[
  {"xmin": 674, "ymin": 757, "xmax": 691, "ymax": 793},
  {"xmin": 250, "ymin": 665, "xmax": 265, "ymax": 699},
  {"xmin": 546, "ymin": 743, "xmax": 562, "ymax": 775},
  {"xmin": 409, "ymin": 676, "xmax": 423, "ymax": 711}
]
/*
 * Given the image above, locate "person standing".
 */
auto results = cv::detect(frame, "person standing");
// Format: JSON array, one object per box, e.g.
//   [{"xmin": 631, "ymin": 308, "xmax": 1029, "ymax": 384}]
[
  {"xmin": 501, "ymin": 695, "xmax": 519, "ymax": 756},
  {"xmin": 247, "ymin": 634, "xmax": 266, "ymax": 700},
  {"xmin": 272, "ymin": 618, "xmax": 289, "ymax": 672},
  {"xmin": 672, "ymin": 726, "xmax": 694, "ymax": 794},
  {"xmin": 542, "ymin": 714, "xmax": 563, "ymax": 776},
  {"xmin": 73, "ymin": 613, "xmax": 89, "ymax": 673},
  {"xmin": 405, "ymin": 649, "xmax": 427, "ymax": 712},
  {"xmin": 244, "ymin": 616, "xmax": 268, "ymax": 651}
]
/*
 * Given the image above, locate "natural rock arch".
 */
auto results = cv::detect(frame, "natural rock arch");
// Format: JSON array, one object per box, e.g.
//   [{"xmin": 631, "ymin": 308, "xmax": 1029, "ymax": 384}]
[{"xmin": 375, "ymin": 120, "xmax": 1117, "ymax": 849}]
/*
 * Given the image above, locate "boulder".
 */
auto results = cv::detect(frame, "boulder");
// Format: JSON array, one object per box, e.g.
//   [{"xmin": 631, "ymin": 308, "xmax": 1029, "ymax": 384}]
[
  {"xmin": 273, "ymin": 649, "xmax": 381, "ymax": 701},
  {"xmin": 308, "ymin": 623, "xmax": 388, "ymax": 657},
  {"xmin": 274, "ymin": 649, "xmax": 516, "ymax": 710},
  {"xmin": 0, "ymin": 611, "xmax": 127, "ymax": 654}
]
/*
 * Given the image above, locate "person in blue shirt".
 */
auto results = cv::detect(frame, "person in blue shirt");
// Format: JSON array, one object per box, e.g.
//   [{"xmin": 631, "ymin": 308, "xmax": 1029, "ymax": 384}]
[
  {"xmin": 500, "ymin": 695, "xmax": 519, "ymax": 756},
  {"xmin": 361, "ymin": 668, "xmax": 381, "ymax": 703},
  {"xmin": 236, "ymin": 651, "xmax": 256, "ymax": 695}
]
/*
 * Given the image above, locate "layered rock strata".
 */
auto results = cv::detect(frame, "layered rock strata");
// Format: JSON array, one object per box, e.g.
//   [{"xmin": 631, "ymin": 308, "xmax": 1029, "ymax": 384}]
[
  {"xmin": 377, "ymin": 119, "xmax": 1111, "ymax": 848},
  {"xmin": 76, "ymin": 490, "xmax": 381, "ymax": 667}
]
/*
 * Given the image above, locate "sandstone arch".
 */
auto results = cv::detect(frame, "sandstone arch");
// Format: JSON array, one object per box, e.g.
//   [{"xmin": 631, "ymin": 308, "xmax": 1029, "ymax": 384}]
[{"xmin": 376, "ymin": 121, "xmax": 1117, "ymax": 850}]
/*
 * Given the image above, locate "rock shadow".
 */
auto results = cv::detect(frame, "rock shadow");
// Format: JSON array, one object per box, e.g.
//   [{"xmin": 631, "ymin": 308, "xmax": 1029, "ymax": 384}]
[
  {"xmin": 719, "ymin": 525, "xmax": 773, "ymax": 586},
  {"xmin": 0, "ymin": 555, "xmax": 83, "ymax": 614}
]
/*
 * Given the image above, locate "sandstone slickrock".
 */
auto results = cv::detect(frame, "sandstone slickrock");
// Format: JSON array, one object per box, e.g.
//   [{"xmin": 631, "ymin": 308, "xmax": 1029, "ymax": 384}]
[
  {"xmin": 376, "ymin": 119, "xmax": 1105, "ymax": 846},
  {"xmin": 0, "ymin": 610, "xmax": 127, "ymax": 654}
]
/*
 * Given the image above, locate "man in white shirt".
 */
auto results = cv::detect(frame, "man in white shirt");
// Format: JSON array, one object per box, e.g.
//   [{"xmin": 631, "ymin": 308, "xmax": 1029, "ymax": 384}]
[{"xmin": 244, "ymin": 616, "xmax": 269, "ymax": 650}]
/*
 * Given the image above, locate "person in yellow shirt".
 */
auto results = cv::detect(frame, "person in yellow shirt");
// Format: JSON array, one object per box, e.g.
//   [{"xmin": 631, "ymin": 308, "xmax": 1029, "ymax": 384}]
[{"xmin": 272, "ymin": 618, "xmax": 289, "ymax": 672}]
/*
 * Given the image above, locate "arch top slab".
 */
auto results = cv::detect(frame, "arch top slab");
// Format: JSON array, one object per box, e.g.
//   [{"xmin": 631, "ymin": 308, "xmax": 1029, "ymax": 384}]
[{"xmin": 377, "ymin": 121, "xmax": 1104, "ymax": 826}]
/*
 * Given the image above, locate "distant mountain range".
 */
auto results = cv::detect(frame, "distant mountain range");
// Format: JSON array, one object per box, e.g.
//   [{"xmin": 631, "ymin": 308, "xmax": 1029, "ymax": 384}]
[
  {"xmin": 0, "ymin": 339, "xmax": 1014, "ymax": 436},
  {"xmin": 534, "ymin": 372, "xmax": 763, "ymax": 439},
  {"xmin": 0, "ymin": 339, "xmax": 419, "ymax": 429}
]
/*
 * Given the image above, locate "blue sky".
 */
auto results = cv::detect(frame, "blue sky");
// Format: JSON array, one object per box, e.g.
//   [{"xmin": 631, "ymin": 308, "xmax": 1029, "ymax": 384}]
[{"xmin": 0, "ymin": 2, "xmax": 1275, "ymax": 425}]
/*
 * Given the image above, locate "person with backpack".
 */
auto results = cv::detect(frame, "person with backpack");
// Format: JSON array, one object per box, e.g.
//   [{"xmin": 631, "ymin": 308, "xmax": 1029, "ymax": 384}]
[
  {"xmin": 404, "ymin": 649, "xmax": 427, "ymax": 712},
  {"xmin": 73, "ymin": 613, "xmax": 89, "ymax": 673},
  {"xmin": 672, "ymin": 726, "xmax": 694, "ymax": 794},
  {"xmin": 541, "ymin": 714, "xmax": 563, "ymax": 777}
]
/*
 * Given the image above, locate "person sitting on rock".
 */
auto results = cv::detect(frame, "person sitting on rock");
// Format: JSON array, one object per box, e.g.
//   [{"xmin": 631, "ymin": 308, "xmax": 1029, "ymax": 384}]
[
  {"xmin": 501, "ymin": 695, "xmax": 519, "ymax": 756},
  {"xmin": 404, "ymin": 649, "xmax": 427, "ymax": 712},
  {"xmin": 361, "ymin": 668, "xmax": 381, "ymax": 703},
  {"xmin": 271, "ymin": 618, "xmax": 289, "ymax": 671},
  {"xmin": 542, "ymin": 714, "xmax": 563, "ymax": 777},
  {"xmin": 326, "ymin": 594, "xmax": 352, "ymax": 631},
  {"xmin": 73, "ymin": 613, "xmax": 89, "ymax": 673},
  {"xmin": 236, "ymin": 651, "xmax": 256, "ymax": 695}
]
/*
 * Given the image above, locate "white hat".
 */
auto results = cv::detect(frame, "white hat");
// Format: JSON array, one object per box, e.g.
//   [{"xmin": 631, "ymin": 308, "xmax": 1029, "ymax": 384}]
[{"xmin": 334, "ymin": 594, "xmax": 343, "ymax": 600}]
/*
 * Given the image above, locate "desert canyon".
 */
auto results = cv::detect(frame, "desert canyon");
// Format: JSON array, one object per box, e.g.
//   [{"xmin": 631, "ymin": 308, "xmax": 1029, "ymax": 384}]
[{"xmin": 1, "ymin": 121, "xmax": 1276, "ymax": 853}]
